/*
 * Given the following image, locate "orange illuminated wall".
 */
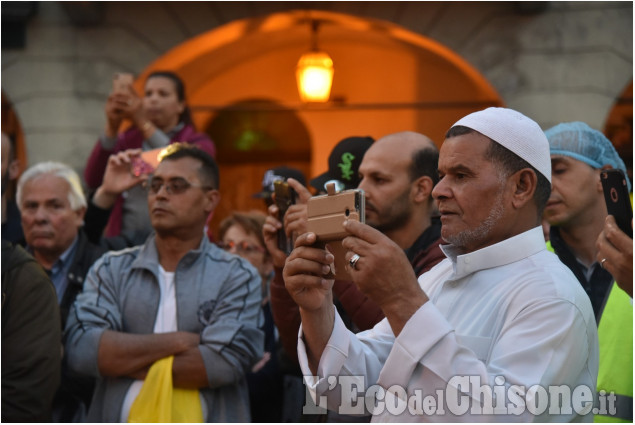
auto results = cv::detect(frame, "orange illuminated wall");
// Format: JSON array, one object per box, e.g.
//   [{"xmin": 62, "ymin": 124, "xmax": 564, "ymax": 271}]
[
  {"xmin": 137, "ymin": 10, "xmax": 502, "ymax": 164},
  {"xmin": 132, "ymin": 10, "xmax": 503, "ymax": 230}
]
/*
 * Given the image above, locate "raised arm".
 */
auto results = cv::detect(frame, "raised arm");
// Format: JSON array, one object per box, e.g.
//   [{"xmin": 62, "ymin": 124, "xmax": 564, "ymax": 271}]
[
  {"xmin": 264, "ymin": 178, "xmax": 312, "ymax": 362},
  {"xmin": 91, "ymin": 149, "xmax": 148, "ymax": 210},
  {"xmin": 83, "ymin": 149, "xmax": 149, "ymax": 246},
  {"xmin": 341, "ymin": 219, "xmax": 428, "ymax": 335},
  {"xmin": 84, "ymin": 92, "xmax": 130, "ymax": 188},
  {"xmin": 283, "ymin": 232, "xmax": 337, "ymax": 374},
  {"xmin": 596, "ymin": 215, "xmax": 633, "ymax": 297}
]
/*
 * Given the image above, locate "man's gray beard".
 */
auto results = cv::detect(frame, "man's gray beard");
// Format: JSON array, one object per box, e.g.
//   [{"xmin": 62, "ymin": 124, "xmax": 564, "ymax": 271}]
[{"xmin": 444, "ymin": 188, "xmax": 505, "ymax": 250}]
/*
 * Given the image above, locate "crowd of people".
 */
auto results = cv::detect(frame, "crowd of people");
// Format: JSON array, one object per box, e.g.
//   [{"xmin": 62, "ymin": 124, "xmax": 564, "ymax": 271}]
[{"xmin": 1, "ymin": 70, "xmax": 632, "ymax": 423}]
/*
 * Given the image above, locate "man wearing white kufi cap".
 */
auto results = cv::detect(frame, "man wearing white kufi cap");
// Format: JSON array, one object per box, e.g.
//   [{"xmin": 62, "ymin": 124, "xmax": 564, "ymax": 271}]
[{"xmin": 284, "ymin": 107, "xmax": 599, "ymax": 422}]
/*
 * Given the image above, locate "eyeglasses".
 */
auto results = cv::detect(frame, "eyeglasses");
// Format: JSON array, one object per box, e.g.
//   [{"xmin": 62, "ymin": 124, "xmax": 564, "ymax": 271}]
[
  {"xmin": 146, "ymin": 177, "xmax": 211, "ymax": 195},
  {"xmin": 216, "ymin": 240, "xmax": 265, "ymax": 255}
]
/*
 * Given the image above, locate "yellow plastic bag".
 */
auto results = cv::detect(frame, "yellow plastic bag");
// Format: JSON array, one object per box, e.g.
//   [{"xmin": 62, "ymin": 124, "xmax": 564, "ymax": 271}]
[{"xmin": 128, "ymin": 356, "xmax": 203, "ymax": 423}]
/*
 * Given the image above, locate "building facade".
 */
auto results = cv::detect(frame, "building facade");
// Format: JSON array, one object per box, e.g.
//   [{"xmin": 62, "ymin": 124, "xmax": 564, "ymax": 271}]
[{"xmin": 2, "ymin": 1, "xmax": 632, "ymax": 225}]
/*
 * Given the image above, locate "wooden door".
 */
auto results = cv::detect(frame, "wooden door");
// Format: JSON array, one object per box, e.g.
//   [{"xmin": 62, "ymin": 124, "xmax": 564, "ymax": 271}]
[{"xmin": 204, "ymin": 99, "xmax": 312, "ymax": 237}]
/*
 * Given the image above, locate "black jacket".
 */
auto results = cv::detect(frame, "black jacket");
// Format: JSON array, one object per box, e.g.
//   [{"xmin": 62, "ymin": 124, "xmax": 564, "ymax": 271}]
[
  {"xmin": 2, "ymin": 240, "xmax": 61, "ymax": 422},
  {"xmin": 83, "ymin": 197, "xmax": 149, "ymax": 251},
  {"xmin": 53, "ymin": 231, "xmax": 106, "ymax": 422},
  {"xmin": 58, "ymin": 231, "xmax": 107, "ymax": 330},
  {"xmin": 548, "ymin": 226, "xmax": 613, "ymax": 322}
]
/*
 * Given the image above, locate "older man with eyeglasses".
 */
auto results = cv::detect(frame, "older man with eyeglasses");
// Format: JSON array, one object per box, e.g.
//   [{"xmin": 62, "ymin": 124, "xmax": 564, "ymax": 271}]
[
  {"xmin": 15, "ymin": 160, "xmax": 106, "ymax": 422},
  {"xmin": 65, "ymin": 144, "xmax": 264, "ymax": 422}
]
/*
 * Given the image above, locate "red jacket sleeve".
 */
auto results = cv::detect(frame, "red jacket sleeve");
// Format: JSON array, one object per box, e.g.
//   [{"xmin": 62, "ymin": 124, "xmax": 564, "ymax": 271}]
[
  {"xmin": 269, "ymin": 266, "xmax": 302, "ymax": 363},
  {"xmin": 84, "ymin": 139, "xmax": 113, "ymax": 189},
  {"xmin": 331, "ymin": 279, "xmax": 385, "ymax": 331},
  {"xmin": 412, "ymin": 237, "xmax": 445, "ymax": 277},
  {"xmin": 269, "ymin": 267, "xmax": 386, "ymax": 364},
  {"xmin": 175, "ymin": 125, "xmax": 216, "ymax": 158},
  {"xmin": 84, "ymin": 128, "xmax": 143, "ymax": 189},
  {"xmin": 84, "ymin": 125, "xmax": 216, "ymax": 190}
]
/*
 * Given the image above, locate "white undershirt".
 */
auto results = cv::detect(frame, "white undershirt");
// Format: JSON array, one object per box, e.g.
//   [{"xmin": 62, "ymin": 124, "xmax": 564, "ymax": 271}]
[{"xmin": 120, "ymin": 265, "xmax": 189, "ymax": 422}]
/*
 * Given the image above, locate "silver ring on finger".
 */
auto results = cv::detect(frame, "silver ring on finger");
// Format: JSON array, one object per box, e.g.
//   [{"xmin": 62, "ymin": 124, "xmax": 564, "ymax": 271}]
[
  {"xmin": 600, "ymin": 258, "xmax": 607, "ymax": 268},
  {"xmin": 349, "ymin": 253, "xmax": 361, "ymax": 270}
]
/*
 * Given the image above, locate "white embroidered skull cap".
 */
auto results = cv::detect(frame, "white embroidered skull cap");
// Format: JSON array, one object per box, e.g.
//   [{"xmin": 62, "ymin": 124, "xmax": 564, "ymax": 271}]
[{"xmin": 451, "ymin": 107, "xmax": 551, "ymax": 183}]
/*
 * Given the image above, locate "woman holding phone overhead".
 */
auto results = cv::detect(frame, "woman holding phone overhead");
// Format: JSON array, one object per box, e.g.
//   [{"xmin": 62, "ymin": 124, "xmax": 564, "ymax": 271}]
[{"xmin": 84, "ymin": 71, "xmax": 216, "ymax": 239}]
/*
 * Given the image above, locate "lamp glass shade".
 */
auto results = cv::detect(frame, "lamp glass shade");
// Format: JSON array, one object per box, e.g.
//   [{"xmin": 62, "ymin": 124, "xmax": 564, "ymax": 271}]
[{"xmin": 296, "ymin": 51, "xmax": 334, "ymax": 102}]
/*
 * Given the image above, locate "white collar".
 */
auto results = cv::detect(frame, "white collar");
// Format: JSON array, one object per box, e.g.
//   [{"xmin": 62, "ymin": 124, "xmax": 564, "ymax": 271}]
[{"xmin": 441, "ymin": 226, "xmax": 546, "ymax": 280}]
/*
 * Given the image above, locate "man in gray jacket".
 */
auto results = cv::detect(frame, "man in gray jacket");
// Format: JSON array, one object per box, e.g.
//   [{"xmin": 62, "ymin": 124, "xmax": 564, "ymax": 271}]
[{"xmin": 65, "ymin": 144, "xmax": 263, "ymax": 422}]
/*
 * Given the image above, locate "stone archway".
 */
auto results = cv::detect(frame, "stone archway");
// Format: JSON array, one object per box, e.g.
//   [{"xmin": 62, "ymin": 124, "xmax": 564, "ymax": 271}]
[
  {"xmin": 206, "ymin": 98, "xmax": 312, "ymax": 232},
  {"xmin": 134, "ymin": 9, "xmax": 503, "ymax": 231}
]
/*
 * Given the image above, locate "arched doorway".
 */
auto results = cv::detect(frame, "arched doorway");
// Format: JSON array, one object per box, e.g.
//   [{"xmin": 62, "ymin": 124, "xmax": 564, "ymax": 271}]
[
  {"xmin": 206, "ymin": 98, "xmax": 312, "ymax": 231},
  {"xmin": 134, "ymin": 10, "xmax": 503, "ymax": 232}
]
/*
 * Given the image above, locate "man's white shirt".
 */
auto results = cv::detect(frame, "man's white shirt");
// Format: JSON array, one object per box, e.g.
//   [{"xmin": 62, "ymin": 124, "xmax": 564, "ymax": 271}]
[{"xmin": 298, "ymin": 226, "xmax": 599, "ymax": 422}]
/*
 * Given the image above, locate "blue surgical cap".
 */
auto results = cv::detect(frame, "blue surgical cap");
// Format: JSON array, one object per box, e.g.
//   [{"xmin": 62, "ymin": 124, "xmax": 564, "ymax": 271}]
[{"xmin": 545, "ymin": 121, "xmax": 631, "ymax": 192}]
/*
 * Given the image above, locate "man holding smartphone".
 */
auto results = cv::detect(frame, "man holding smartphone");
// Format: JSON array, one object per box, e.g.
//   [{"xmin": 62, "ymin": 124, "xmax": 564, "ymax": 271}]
[
  {"xmin": 543, "ymin": 121, "xmax": 632, "ymax": 422},
  {"xmin": 266, "ymin": 132, "xmax": 445, "ymax": 362},
  {"xmin": 65, "ymin": 145, "xmax": 263, "ymax": 422},
  {"xmin": 285, "ymin": 108, "xmax": 598, "ymax": 421},
  {"xmin": 264, "ymin": 132, "xmax": 445, "ymax": 421}
]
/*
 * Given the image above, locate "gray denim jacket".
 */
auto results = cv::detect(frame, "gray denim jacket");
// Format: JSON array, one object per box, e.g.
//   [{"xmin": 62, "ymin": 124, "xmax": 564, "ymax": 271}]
[{"xmin": 64, "ymin": 235, "xmax": 264, "ymax": 422}]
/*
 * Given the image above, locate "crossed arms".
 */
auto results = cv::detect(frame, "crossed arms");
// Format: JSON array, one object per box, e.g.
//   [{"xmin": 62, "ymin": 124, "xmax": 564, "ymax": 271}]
[
  {"xmin": 97, "ymin": 330, "xmax": 206, "ymax": 388},
  {"xmin": 64, "ymin": 251, "xmax": 263, "ymax": 391}
]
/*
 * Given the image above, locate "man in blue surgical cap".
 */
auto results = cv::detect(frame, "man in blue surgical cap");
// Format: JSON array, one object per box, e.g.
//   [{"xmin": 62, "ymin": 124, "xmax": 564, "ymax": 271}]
[{"xmin": 543, "ymin": 121, "xmax": 632, "ymax": 422}]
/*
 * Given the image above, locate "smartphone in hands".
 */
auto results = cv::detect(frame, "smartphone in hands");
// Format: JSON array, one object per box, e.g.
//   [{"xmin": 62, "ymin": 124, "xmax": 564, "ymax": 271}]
[
  {"xmin": 600, "ymin": 169, "xmax": 632, "ymax": 237},
  {"xmin": 306, "ymin": 188, "xmax": 365, "ymax": 241},
  {"xmin": 131, "ymin": 148, "xmax": 163, "ymax": 177},
  {"xmin": 274, "ymin": 180, "xmax": 297, "ymax": 255},
  {"xmin": 112, "ymin": 72, "xmax": 134, "ymax": 95},
  {"xmin": 306, "ymin": 186, "xmax": 365, "ymax": 279}
]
